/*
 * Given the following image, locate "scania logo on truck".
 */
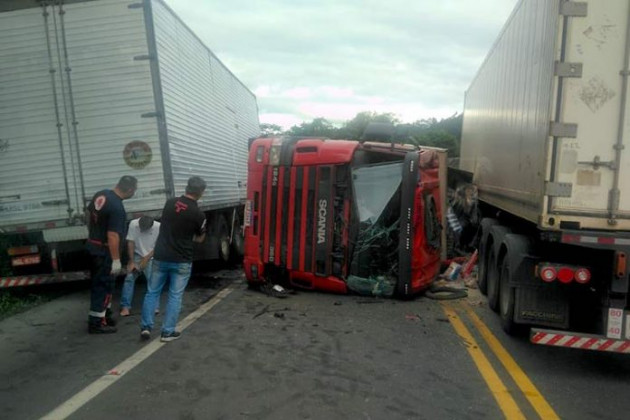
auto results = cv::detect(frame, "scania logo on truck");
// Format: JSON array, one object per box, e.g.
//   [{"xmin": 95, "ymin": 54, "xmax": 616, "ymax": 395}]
[{"xmin": 317, "ymin": 199, "xmax": 327, "ymax": 244}]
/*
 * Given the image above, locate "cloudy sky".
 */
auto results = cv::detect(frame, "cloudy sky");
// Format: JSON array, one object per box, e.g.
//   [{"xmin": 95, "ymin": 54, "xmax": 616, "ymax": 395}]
[{"xmin": 163, "ymin": 0, "xmax": 519, "ymax": 129}]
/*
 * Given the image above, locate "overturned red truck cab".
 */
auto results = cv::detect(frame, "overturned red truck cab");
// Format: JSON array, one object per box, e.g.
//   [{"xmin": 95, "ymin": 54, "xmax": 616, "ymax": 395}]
[{"xmin": 244, "ymin": 136, "xmax": 447, "ymax": 298}]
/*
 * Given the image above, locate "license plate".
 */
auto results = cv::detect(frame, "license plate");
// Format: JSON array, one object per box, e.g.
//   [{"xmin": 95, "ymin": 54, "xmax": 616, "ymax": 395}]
[
  {"xmin": 607, "ymin": 308, "xmax": 624, "ymax": 339},
  {"xmin": 11, "ymin": 255, "xmax": 41, "ymax": 267}
]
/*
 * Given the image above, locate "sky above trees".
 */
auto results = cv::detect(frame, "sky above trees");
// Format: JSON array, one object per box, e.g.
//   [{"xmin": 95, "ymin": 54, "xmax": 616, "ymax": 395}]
[{"xmin": 164, "ymin": 0, "xmax": 518, "ymax": 129}]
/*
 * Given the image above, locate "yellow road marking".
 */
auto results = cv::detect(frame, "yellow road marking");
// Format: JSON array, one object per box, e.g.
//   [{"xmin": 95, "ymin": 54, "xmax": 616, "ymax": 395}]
[
  {"xmin": 441, "ymin": 304, "xmax": 526, "ymax": 420},
  {"xmin": 462, "ymin": 304, "xmax": 560, "ymax": 420}
]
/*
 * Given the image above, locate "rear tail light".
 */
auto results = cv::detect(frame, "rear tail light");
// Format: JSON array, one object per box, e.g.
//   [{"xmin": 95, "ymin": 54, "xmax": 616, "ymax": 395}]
[
  {"xmin": 574, "ymin": 268, "xmax": 591, "ymax": 284},
  {"xmin": 539, "ymin": 264, "xmax": 591, "ymax": 285},
  {"xmin": 557, "ymin": 267, "xmax": 575, "ymax": 283},
  {"xmin": 540, "ymin": 266, "xmax": 557, "ymax": 282}
]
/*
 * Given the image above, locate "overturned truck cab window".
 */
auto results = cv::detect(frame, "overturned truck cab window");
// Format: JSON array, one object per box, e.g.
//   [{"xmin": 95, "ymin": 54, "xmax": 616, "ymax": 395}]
[{"xmin": 348, "ymin": 161, "xmax": 403, "ymax": 296}]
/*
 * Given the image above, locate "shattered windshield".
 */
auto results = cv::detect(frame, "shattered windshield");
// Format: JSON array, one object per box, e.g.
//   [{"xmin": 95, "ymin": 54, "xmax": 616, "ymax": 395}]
[
  {"xmin": 348, "ymin": 162, "xmax": 403, "ymax": 295},
  {"xmin": 352, "ymin": 163, "xmax": 404, "ymax": 224}
]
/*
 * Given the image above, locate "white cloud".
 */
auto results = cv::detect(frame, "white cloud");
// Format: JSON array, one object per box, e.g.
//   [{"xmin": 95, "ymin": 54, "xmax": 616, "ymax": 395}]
[{"xmin": 163, "ymin": 0, "xmax": 519, "ymax": 130}]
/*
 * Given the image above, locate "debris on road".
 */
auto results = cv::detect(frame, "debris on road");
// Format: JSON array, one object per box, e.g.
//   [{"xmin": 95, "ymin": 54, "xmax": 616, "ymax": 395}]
[
  {"xmin": 252, "ymin": 304, "xmax": 291, "ymax": 319},
  {"xmin": 347, "ymin": 275, "xmax": 395, "ymax": 297}
]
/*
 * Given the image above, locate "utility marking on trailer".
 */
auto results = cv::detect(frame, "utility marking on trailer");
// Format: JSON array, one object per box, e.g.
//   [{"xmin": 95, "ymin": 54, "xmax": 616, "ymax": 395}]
[
  {"xmin": 462, "ymin": 304, "xmax": 560, "ymax": 420},
  {"xmin": 40, "ymin": 286, "xmax": 235, "ymax": 420},
  {"xmin": 441, "ymin": 303, "xmax": 526, "ymax": 420}
]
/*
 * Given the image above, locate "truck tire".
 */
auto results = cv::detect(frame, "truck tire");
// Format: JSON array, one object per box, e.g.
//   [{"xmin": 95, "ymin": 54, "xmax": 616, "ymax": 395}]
[
  {"xmin": 218, "ymin": 215, "xmax": 231, "ymax": 263},
  {"xmin": 499, "ymin": 254, "xmax": 518, "ymax": 334},
  {"xmin": 230, "ymin": 213, "xmax": 245, "ymax": 261},
  {"xmin": 487, "ymin": 225, "xmax": 511, "ymax": 312},
  {"xmin": 477, "ymin": 218, "xmax": 499, "ymax": 295},
  {"xmin": 499, "ymin": 234, "xmax": 531, "ymax": 335}
]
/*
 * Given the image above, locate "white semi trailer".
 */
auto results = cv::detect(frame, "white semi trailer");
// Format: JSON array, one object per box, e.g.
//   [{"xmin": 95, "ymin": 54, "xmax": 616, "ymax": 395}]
[
  {"xmin": 460, "ymin": 0, "xmax": 630, "ymax": 352},
  {"xmin": 0, "ymin": 0, "xmax": 260, "ymax": 287}
]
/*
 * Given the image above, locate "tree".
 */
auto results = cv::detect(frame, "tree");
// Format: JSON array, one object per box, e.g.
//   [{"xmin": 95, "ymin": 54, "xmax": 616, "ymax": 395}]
[
  {"xmin": 259, "ymin": 123, "xmax": 284, "ymax": 137},
  {"xmin": 287, "ymin": 117, "xmax": 337, "ymax": 137},
  {"xmin": 337, "ymin": 112, "xmax": 400, "ymax": 140},
  {"xmin": 408, "ymin": 113, "xmax": 463, "ymax": 157}
]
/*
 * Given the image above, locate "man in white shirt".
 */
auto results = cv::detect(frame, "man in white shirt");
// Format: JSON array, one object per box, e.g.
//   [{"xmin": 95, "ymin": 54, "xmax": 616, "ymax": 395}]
[{"xmin": 120, "ymin": 216, "xmax": 160, "ymax": 316}]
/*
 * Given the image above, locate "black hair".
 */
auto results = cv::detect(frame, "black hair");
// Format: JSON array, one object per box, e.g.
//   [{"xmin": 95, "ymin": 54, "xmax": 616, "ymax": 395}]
[
  {"xmin": 117, "ymin": 175, "xmax": 138, "ymax": 193},
  {"xmin": 185, "ymin": 176, "xmax": 207, "ymax": 196},
  {"xmin": 139, "ymin": 215, "xmax": 154, "ymax": 231}
]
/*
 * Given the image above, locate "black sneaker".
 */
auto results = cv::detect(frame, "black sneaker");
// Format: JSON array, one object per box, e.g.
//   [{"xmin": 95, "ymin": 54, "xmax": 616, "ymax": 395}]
[
  {"xmin": 88, "ymin": 324, "xmax": 117, "ymax": 334},
  {"xmin": 140, "ymin": 329, "xmax": 151, "ymax": 341},
  {"xmin": 160, "ymin": 331, "xmax": 181, "ymax": 342}
]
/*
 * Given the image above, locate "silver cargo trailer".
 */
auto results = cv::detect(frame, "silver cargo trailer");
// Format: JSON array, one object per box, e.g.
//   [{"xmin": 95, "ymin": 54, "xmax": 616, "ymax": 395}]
[
  {"xmin": 460, "ymin": 0, "xmax": 630, "ymax": 352},
  {"xmin": 0, "ymin": 0, "xmax": 259, "ymax": 286}
]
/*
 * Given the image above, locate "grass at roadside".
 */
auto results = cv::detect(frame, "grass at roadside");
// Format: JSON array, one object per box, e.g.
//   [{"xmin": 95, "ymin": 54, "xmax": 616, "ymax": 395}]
[{"xmin": 0, "ymin": 291, "xmax": 53, "ymax": 321}]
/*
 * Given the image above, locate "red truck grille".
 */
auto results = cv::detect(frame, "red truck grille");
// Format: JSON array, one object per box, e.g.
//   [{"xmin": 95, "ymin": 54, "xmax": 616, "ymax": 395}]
[{"xmin": 259, "ymin": 165, "xmax": 346, "ymax": 277}]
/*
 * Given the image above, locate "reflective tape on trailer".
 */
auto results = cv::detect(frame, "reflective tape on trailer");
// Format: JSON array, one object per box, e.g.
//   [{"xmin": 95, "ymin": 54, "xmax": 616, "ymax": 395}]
[
  {"xmin": 0, "ymin": 272, "xmax": 89, "ymax": 288},
  {"xmin": 561, "ymin": 234, "xmax": 630, "ymax": 246},
  {"xmin": 531, "ymin": 328, "xmax": 630, "ymax": 353}
]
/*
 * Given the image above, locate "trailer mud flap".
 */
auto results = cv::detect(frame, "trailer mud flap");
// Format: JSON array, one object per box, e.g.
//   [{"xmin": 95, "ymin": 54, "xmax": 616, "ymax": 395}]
[
  {"xmin": 397, "ymin": 152, "xmax": 419, "ymax": 297},
  {"xmin": 515, "ymin": 286, "xmax": 570, "ymax": 329}
]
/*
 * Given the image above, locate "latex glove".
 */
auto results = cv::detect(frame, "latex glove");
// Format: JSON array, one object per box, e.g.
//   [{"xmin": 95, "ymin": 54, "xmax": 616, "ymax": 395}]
[{"xmin": 111, "ymin": 259, "xmax": 122, "ymax": 276}]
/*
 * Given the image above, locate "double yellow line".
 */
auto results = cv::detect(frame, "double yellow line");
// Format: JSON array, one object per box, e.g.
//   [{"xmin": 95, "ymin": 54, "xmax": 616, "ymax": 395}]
[{"xmin": 442, "ymin": 302, "xmax": 559, "ymax": 420}]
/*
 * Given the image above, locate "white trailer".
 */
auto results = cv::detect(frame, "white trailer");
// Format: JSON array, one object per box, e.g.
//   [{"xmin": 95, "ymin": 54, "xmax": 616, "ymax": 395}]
[
  {"xmin": 0, "ymin": 0, "xmax": 259, "ymax": 287},
  {"xmin": 460, "ymin": 0, "xmax": 630, "ymax": 352}
]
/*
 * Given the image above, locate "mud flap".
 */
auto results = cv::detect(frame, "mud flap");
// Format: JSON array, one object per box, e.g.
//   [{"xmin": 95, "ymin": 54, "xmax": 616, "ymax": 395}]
[
  {"xmin": 514, "ymin": 285, "xmax": 570, "ymax": 329},
  {"xmin": 397, "ymin": 152, "xmax": 419, "ymax": 297}
]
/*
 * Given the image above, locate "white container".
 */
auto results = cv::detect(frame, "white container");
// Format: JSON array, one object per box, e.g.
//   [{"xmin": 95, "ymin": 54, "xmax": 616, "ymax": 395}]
[
  {"xmin": 460, "ymin": 0, "xmax": 630, "ymax": 231},
  {"xmin": 0, "ymin": 0, "xmax": 259, "ymax": 236}
]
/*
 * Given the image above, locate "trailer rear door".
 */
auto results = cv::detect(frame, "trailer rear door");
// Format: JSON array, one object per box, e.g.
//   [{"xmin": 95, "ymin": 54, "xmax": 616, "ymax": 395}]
[
  {"xmin": 0, "ymin": 6, "xmax": 82, "ymax": 228},
  {"xmin": 551, "ymin": 2, "xmax": 630, "ymax": 221}
]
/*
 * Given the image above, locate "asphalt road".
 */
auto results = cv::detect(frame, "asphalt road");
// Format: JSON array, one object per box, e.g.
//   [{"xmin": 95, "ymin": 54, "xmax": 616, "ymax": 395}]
[{"xmin": 0, "ymin": 268, "xmax": 628, "ymax": 420}]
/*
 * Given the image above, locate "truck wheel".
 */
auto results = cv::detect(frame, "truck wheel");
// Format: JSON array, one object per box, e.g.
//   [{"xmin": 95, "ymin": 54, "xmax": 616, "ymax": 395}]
[
  {"xmin": 487, "ymin": 225, "xmax": 511, "ymax": 312},
  {"xmin": 499, "ymin": 256, "xmax": 518, "ymax": 334},
  {"xmin": 477, "ymin": 218, "xmax": 499, "ymax": 295},
  {"xmin": 230, "ymin": 213, "xmax": 245, "ymax": 260},
  {"xmin": 218, "ymin": 215, "xmax": 231, "ymax": 263},
  {"xmin": 487, "ymin": 247, "xmax": 500, "ymax": 311},
  {"xmin": 500, "ymin": 234, "xmax": 531, "ymax": 335}
]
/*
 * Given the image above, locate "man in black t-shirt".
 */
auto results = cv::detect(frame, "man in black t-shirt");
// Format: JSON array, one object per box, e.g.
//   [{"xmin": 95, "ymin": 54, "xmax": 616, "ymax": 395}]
[
  {"xmin": 140, "ymin": 176, "xmax": 207, "ymax": 342},
  {"xmin": 86, "ymin": 175, "xmax": 137, "ymax": 334}
]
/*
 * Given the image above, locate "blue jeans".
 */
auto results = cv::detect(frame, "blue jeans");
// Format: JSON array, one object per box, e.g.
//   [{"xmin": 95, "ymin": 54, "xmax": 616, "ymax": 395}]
[
  {"xmin": 120, "ymin": 256, "xmax": 153, "ymax": 310},
  {"xmin": 141, "ymin": 260, "xmax": 192, "ymax": 334}
]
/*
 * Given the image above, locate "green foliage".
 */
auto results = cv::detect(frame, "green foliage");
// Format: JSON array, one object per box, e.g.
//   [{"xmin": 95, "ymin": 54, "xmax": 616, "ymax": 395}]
[
  {"xmin": 259, "ymin": 123, "xmax": 283, "ymax": 137},
  {"xmin": 0, "ymin": 291, "xmax": 50, "ymax": 321},
  {"xmin": 337, "ymin": 112, "xmax": 400, "ymax": 140},
  {"xmin": 287, "ymin": 117, "xmax": 337, "ymax": 137},
  {"xmin": 262, "ymin": 112, "xmax": 463, "ymax": 155}
]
